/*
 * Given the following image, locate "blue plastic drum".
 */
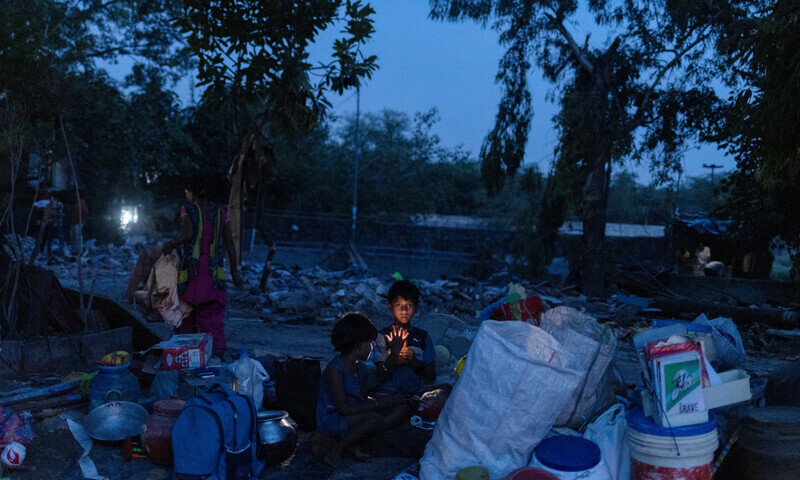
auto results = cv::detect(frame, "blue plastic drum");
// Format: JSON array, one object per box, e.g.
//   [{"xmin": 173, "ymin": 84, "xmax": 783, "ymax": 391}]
[{"xmin": 89, "ymin": 363, "xmax": 140, "ymax": 411}]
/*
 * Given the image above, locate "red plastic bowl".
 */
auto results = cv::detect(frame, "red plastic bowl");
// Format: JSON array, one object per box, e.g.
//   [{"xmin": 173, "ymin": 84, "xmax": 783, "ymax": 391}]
[{"xmin": 503, "ymin": 467, "xmax": 560, "ymax": 480}]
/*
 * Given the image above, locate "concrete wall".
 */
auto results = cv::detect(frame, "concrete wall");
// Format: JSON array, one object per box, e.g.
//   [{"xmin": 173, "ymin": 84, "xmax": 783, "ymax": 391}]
[
  {"xmin": 0, "ymin": 327, "xmax": 132, "ymax": 376},
  {"xmin": 248, "ymin": 213, "xmax": 668, "ymax": 280}
]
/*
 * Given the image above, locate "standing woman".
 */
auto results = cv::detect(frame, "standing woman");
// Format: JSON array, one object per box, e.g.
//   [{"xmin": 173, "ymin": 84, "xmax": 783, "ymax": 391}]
[{"xmin": 162, "ymin": 178, "xmax": 243, "ymax": 357}]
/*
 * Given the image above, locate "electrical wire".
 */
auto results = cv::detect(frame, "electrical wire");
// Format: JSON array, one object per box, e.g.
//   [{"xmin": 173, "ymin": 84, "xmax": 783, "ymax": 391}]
[{"xmin": 410, "ymin": 415, "xmax": 436, "ymax": 430}]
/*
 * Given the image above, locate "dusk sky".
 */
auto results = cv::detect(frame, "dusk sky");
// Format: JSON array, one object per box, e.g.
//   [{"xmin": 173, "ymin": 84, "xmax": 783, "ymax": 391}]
[
  {"xmin": 310, "ymin": 1, "xmax": 735, "ymax": 184},
  {"xmin": 159, "ymin": 1, "xmax": 734, "ymax": 184}
]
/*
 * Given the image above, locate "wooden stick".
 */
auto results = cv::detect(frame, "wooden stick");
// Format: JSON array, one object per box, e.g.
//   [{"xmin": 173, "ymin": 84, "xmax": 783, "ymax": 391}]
[
  {"xmin": 13, "ymin": 393, "xmax": 85, "ymax": 412},
  {"xmin": 31, "ymin": 403, "xmax": 87, "ymax": 420},
  {"xmin": 766, "ymin": 328, "xmax": 800, "ymax": 339},
  {"xmin": 0, "ymin": 378, "xmax": 81, "ymax": 406}
]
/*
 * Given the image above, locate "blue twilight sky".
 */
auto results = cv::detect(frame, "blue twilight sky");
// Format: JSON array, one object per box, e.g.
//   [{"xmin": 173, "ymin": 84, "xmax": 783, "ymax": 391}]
[
  {"xmin": 307, "ymin": 1, "xmax": 734, "ymax": 183},
  {"xmin": 149, "ymin": 1, "xmax": 735, "ymax": 183}
]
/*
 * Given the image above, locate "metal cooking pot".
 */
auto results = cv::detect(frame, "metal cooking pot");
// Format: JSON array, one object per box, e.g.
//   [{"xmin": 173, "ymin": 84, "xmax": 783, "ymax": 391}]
[
  {"xmin": 256, "ymin": 410, "xmax": 297, "ymax": 465},
  {"xmin": 83, "ymin": 401, "xmax": 148, "ymax": 442}
]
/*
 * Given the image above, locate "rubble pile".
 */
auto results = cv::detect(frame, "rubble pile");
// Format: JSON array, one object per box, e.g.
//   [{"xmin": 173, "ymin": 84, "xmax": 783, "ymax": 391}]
[
  {"xmin": 3, "ymin": 235, "xmax": 800, "ymax": 480},
  {"xmin": 16, "ymin": 236, "xmax": 799, "ymax": 369},
  {"xmin": 17, "ymin": 236, "xmax": 567, "ymax": 329}
]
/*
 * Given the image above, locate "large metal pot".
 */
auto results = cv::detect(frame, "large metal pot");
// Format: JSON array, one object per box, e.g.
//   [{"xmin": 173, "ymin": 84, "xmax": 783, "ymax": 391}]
[
  {"xmin": 256, "ymin": 410, "xmax": 297, "ymax": 465},
  {"xmin": 84, "ymin": 401, "xmax": 148, "ymax": 442}
]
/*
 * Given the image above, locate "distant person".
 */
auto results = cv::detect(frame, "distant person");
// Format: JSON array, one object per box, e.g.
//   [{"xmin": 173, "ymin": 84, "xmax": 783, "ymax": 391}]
[
  {"xmin": 677, "ymin": 247, "xmax": 691, "ymax": 265},
  {"xmin": 372, "ymin": 280, "xmax": 452, "ymax": 400},
  {"xmin": 316, "ymin": 312, "xmax": 408, "ymax": 467},
  {"xmin": 33, "ymin": 181, "xmax": 52, "ymax": 207},
  {"xmin": 43, "ymin": 192, "xmax": 69, "ymax": 260},
  {"xmin": 695, "ymin": 243, "xmax": 712, "ymax": 275},
  {"xmin": 71, "ymin": 191, "xmax": 88, "ymax": 255},
  {"xmin": 675, "ymin": 246, "xmax": 692, "ymax": 273},
  {"xmin": 704, "ymin": 260, "xmax": 726, "ymax": 277},
  {"xmin": 161, "ymin": 177, "xmax": 242, "ymax": 358},
  {"xmin": 32, "ymin": 182, "xmax": 52, "ymax": 259}
]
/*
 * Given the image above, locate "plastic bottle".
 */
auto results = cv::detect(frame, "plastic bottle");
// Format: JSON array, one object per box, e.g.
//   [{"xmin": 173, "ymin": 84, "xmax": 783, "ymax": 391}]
[
  {"xmin": 233, "ymin": 349, "xmax": 255, "ymax": 399},
  {"xmin": 231, "ymin": 349, "xmax": 268, "ymax": 409}
]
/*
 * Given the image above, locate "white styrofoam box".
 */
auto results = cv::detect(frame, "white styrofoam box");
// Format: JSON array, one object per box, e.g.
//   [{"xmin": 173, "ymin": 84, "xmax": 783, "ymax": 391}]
[{"xmin": 704, "ymin": 369, "xmax": 751, "ymax": 409}]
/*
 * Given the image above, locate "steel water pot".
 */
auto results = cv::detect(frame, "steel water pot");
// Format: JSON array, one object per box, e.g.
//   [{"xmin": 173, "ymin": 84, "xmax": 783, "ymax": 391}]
[{"xmin": 256, "ymin": 410, "xmax": 297, "ymax": 465}]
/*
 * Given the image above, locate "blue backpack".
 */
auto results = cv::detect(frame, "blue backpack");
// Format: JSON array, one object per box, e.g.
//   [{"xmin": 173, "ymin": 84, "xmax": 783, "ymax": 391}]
[{"xmin": 172, "ymin": 384, "xmax": 265, "ymax": 480}]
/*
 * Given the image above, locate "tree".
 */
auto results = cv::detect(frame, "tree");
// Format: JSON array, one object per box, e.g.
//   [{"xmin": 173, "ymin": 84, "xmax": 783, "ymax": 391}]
[
  {"xmin": 606, "ymin": 172, "xmax": 671, "ymax": 224},
  {"xmin": 0, "ymin": 0, "xmax": 192, "ymax": 336},
  {"xmin": 174, "ymin": 0, "xmax": 378, "ymax": 284},
  {"xmin": 0, "ymin": 0, "xmax": 190, "ymax": 206},
  {"xmin": 175, "ymin": 0, "xmax": 377, "ymax": 132},
  {"xmin": 269, "ymin": 108, "xmax": 487, "ymax": 217},
  {"xmin": 713, "ymin": 0, "xmax": 800, "ymax": 276},
  {"xmin": 716, "ymin": 0, "xmax": 800, "ymax": 179},
  {"xmin": 431, "ymin": 0, "xmax": 726, "ymax": 295}
]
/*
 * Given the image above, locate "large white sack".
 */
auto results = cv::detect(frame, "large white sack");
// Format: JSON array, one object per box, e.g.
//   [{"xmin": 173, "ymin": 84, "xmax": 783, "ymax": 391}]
[
  {"xmin": 540, "ymin": 306, "xmax": 617, "ymax": 429},
  {"xmin": 419, "ymin": 321, "xmax": 582, "ymax": 480}
]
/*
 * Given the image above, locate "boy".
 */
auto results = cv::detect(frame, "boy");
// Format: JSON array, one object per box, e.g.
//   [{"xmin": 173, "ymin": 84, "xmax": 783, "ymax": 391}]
[{"xmin": 373, "ymin": 280, "xmax": 441, "ymax": 396}]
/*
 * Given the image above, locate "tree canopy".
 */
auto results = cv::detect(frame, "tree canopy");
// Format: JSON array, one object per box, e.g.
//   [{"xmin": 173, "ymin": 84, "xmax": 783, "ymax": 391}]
[
  {"xmin": 430, "ymin": 0, "xmax": 731, "ymax": 294},
  {"xmin": 175, "ymin": 0, "xmax": 378, "ymax": 133},
  {"xmin": 707, "ymin": 0, "xmax": 800, "ymax": 276},
  {"xmin": 716, "ymin": 0, "xmax": 800, "ymax": 179}
]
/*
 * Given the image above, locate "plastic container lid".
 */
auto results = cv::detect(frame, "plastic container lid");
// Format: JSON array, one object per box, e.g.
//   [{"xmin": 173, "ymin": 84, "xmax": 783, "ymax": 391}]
[
  {"xmin": 534, "ymin": 436, "xmax": 601, "ymax": 472},
  {"xmin": 653, "ymin": 319, "xmax": 713, "ymax": 333},
  {"xmin": 153, "ymin": 397, "xmax": 186, "ymax": 416},
  {"xmin": 745, "ymin": 406, "xmax": 800, "ymax": 435},
  {"xmin": 96, "ymin": 362, "xmax": 132, "ymax": 371},
  {"xmin": 626, "ymin": 406, "xmax": 717, "ymax": 437},
  {"xmin": 455, "ymin": 466, "xmax": 490, "ymax": 480}
]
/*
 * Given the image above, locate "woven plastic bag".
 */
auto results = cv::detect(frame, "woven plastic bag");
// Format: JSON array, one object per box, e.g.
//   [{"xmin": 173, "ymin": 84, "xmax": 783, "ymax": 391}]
[
  {"xmin": 419, "ymin": 321, "xmax": 582, "ymax": 480},
  {"xmin": 692, "ymin": 314, "xmax": 747, "ymax": 367},
  {"xmin": 540, "ymin": 306, "xmax": 617, "ymax": 429}
]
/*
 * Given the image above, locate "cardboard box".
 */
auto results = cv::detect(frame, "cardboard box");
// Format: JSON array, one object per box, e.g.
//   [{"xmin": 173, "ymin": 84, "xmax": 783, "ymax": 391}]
[
  {"xmin": 159, "ymin": 333, "xmax": 212, "ymax": 370},
  {"xmin": 651, "ymin": 351, "xmax": 708, "ymax": 427},
  {"xmin": 641, "ymin": 368, "xmax": 752, "ymax": 424}
]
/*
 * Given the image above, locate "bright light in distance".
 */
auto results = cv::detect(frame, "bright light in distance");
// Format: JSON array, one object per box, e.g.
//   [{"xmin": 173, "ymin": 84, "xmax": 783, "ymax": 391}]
[{"xmin": 120, "ymin": 206, "xmax": 139, "ymax": 229}]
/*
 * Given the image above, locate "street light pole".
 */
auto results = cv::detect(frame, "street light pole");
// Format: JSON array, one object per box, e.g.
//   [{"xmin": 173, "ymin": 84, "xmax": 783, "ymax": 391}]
[
  {"xmin": 702, "ymin": 163, "xmax": 723, "ymax": 185},
  {"xmin": 351, "ymin": 84, "xmax": 361, "ymax": 244},
  {"xmin": 702, "ymin": 163, "xmax": 723, "ymax": 199}
]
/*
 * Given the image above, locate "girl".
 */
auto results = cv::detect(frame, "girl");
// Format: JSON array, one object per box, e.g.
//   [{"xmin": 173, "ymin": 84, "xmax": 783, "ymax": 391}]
[
  {"xmin": 316, "ymin": 312, "xmax": 408, "ymax": 467},
  {"xmin": 162, "ymin": 178, "xmax": 242, "ymax": 357}
]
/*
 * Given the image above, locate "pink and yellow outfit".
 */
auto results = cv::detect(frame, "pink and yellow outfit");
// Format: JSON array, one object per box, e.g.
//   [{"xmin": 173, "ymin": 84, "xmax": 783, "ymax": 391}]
[{"xmin": 175, "ymin": 202, "xmax": 229, "ymax": 354}]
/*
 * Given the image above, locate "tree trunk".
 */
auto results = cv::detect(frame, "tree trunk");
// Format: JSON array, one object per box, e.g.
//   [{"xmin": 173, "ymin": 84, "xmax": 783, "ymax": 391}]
[
  {"xmin": 227, "ymin": 123, "xmax": 276, "ymax": 293},
  {"xmin": 580, "ymin": 154, "xmax": 610, "ymax": 297}
]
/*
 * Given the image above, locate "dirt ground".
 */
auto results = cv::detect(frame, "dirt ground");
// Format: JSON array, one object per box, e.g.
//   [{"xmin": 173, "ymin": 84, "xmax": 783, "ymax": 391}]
[
  {"xmin": 3, "ymin": 243, "xmax": 798, "ymax": 480},
  {"xmin": 1, "ymin": 319, "xmax": 421, "ymax": 480},
  {"xmin": 0, "ymin": 251, "xmax": 460, "ymax": 480}
]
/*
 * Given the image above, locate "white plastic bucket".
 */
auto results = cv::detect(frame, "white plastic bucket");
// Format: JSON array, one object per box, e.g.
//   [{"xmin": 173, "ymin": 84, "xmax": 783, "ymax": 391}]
[
  {"xmin": 528, "ymin": 436, "xmax": 611, "ymax": 480},
  {"xmin": 529, "ymin": 457, "xmax": 611, "ymax": 480},
  {"xmin": 625, "ymin": 407, "xmax": 718, "ymax": 480}
]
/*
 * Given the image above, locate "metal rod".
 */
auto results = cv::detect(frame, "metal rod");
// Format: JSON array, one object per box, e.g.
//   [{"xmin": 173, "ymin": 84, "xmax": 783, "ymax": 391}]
[{"xmin": 351, "ymin": 84, "xmax": 361, "ymax": 244}]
